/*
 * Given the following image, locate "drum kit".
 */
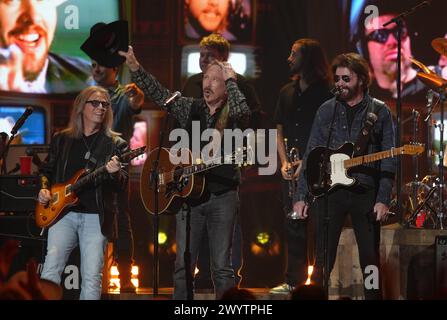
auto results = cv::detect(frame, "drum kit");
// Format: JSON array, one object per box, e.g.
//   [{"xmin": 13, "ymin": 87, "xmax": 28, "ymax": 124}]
[{"xmin": 404, "ymin": 37, "xmax": 447, "ymax": 229}]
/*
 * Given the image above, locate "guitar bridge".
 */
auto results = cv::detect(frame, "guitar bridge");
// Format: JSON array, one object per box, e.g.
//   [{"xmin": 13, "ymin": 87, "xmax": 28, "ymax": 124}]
[{"xmin": 165, "ymin": 177, "xmax": 189, "ymax": 198}]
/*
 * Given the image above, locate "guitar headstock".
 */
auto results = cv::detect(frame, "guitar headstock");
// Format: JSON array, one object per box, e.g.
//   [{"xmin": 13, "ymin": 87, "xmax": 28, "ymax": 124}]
[
  {"xmin": 120, "ymin": 146, "xmax": 147, "ymax": 163},
  {"xmin": 402, "ymin": 143, "xmax": 425, "ymax": 155}
]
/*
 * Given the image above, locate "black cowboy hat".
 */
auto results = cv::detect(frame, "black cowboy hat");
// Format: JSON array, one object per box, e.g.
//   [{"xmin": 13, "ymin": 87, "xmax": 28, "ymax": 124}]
[{"xmin": 80, "ymin": 20, "xmax": 128, "ymax": 68}]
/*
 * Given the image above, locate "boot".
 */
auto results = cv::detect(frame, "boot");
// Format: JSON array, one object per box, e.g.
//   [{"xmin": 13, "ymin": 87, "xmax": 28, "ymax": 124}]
[{"xmin": 118, "ymin": 264, "xmax": 136, "ymax": 294}]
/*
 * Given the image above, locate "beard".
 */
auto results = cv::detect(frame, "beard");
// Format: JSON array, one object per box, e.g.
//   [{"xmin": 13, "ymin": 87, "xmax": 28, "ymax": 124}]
[
  {"xmin": 340, "ymin": 83, "xmax": 362, "ymax": 101},
  {"xmin": 22, "ymin": 54, "xmax": 47, "ymax": 81}
]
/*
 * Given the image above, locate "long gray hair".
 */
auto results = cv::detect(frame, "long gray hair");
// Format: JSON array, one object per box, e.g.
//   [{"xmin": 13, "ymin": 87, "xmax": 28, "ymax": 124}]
[{"xmin": 65, "ymin": 86, "xmax": 117, "ymax": 138}]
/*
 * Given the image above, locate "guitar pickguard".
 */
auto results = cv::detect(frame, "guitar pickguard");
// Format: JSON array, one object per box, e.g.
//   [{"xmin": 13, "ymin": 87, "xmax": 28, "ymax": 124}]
[
  {"xmin": 165, "ymin": 177, "xmax": 189, "ymax": 198},
  {"xmin": 329, "ymin": 153, "xmax": 355, "ymax": 187}
]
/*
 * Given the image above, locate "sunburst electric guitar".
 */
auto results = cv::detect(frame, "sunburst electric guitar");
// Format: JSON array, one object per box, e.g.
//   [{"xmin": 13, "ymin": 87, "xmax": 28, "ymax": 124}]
[{"xmin": 35, "ymin": 146, "xmax": 146, "ymax": 228}]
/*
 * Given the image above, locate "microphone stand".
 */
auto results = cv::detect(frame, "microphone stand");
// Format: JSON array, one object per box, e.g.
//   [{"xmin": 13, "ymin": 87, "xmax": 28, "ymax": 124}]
[
  {"xmin": 437, "ymin": 92, "xmax": 445, "ymax": 229},
  {"xmin": 149, "ymin": 101, "xmax": 174, "ymax": 298},
  {"xmin": 383, "ymin": 0, "xmax": 431, "ymax": 225},
  {"xmin": 411, "ymin": 109, "xmax": 420, "ymax": 211},
  {"xmin": 320, "ymin": 100, "xmax": 339, "ymax": 296},
  {"xmin": 0, "ymin": 132, "xmax": 17, "ymax": 175}
]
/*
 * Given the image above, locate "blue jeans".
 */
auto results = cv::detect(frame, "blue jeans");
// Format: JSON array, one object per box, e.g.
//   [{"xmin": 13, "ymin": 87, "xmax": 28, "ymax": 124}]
[
  {"xmin": 173, "ymin": 190, "xmax": 238, "ymax": 300},
  {"xmin": 40, "ymin": 211, "xmax": 107, "ymax": 300}
]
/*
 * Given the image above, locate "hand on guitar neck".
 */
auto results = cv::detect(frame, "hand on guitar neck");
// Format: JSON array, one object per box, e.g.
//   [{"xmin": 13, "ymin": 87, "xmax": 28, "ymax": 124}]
[{"xmin": 37, "ymin": 155, "xmax": 121, "ymax": 206}]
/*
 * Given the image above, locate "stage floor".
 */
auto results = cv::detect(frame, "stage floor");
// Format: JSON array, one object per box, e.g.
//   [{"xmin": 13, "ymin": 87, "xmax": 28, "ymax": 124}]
[
  {"xmin": 103, "ymin": 225, "xmax": 447, "ymax": 300},
  {"xmin": 105, "ymin": 288, "xmax": 289, "ymax": 300}
]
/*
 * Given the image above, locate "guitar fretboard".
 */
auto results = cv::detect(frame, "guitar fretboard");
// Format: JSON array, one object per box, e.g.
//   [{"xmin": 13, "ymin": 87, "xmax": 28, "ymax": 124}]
[
  {"xmin": 162, "ymin": 161, "xmax": 224, "ymax": 184},
  {"xmin": 344, "ymin": 147, "xmax": 404, "ymax": 169}
]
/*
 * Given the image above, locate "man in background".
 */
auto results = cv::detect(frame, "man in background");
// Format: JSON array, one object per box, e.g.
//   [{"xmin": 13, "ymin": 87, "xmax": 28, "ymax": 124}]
[
  {"xmin": 82, "ymin": 21, "xmax": 145, "ymax": 293},
  {"xmin": 271, "ymin": 38, "xmax": 332, "ymax": 294}
]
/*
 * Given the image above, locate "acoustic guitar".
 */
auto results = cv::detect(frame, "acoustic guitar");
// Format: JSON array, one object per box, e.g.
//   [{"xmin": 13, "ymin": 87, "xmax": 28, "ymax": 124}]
[{"xmin": 140, "ymin": 147, "xmax": 253, "ymax": 215}]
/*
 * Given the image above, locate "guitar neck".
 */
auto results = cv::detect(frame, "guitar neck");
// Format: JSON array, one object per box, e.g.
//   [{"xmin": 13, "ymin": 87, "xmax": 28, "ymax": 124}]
[
  {"xmin": 183, "ymin": 161, "xmax": 223, "ymax": 176},
  {"xmin": 71, "ymin": 166, "xmax": 108, "ymax": 192},
  {"xmin": 344, "ymin": 147, "xmax": 404, "ymax": 169}
]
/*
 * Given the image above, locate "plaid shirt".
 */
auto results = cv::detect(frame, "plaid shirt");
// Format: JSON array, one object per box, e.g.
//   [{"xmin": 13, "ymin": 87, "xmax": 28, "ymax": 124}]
[{"xmin": 131, "ymin": 67, "xmax": 250, "ymax": 129}]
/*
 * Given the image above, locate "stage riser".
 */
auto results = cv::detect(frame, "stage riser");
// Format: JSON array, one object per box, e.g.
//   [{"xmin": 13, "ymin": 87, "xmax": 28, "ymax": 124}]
[{"xmin": 330, "ymin": 227, "xmax": 447, "ymax": 300}]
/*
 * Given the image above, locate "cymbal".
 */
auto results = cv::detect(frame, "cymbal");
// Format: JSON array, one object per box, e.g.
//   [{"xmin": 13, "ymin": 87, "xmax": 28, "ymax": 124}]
[
  {"xmin": 416, "ymin": 72, "xmax": 447, "ymax": 91},
  {"xmin": 432, "ymin": 38, "xmax": 447, "ymax": 57}
]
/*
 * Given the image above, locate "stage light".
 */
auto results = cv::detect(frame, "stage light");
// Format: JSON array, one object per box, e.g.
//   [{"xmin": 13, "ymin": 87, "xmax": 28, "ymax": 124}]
[
  {"xmin": 305, "ymin": 265, "xmax": 314, "ymax": 285},
  {"xmin": 158, "ymin": 231, "xmax": 168, "ymax": 245},
  {"xmin": 109, "ymin": 265, "xmax": 139, "ymax": 291},
  {"xmin": 256, "ymin": 232, "xmax": 270, "ymax": 245},
  {"xmin": 250, "ymin": 231, "xmax": 280, "ymax": 256}
]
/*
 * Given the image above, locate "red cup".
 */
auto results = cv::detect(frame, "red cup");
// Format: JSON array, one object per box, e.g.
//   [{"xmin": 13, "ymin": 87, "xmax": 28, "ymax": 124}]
[{"xmin": 19, "ymin": 156, "xmax": 32, "ymax": 175}]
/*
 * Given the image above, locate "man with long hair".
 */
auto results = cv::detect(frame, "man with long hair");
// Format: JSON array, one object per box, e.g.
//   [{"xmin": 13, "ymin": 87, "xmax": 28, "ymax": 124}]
[
  {"xmin": 294, "ymin": 53, "xmax": 396, "ymax": 299},
  {"xmin": 270, "ymin": 39, "xmax": 332, "ymax": 294},
  {"xmin": 38, "ymin": 86, "xmax": 128, "ymax": 300},
  {"xmin": 182, "ymin": 32, "xmax": 260, "ymax": 290},
  {"xmin": 119, "ymin": 46, "xmax": 250, "ymax": 300}
]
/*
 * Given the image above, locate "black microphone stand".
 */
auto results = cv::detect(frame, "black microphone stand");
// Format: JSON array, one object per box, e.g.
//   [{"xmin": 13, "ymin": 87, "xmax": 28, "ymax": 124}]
[
  {"xmin": 0, "ymin": 132, "xmax": 17, "ymax": 175},
  {"xmin": 149, "ymin": 100, "xmax": 175, "ymax": 298},
  {"xmin": 383, "ymin": 0, "xmax": 431, "ymax": 225},
  {"xmin": 320, "ymin": 99, "xmax": 339, "ymax": 296}
]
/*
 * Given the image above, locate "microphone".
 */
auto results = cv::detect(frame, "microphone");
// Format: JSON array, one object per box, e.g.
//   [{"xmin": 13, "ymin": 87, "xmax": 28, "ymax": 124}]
[
  {"xmin": 412, "ymin": 109, "xmax": 420, "ymax": 119},
  {"xmin": 10, "ymin": 107, "xmax": 33, "ymax": 136},
  {"xmin": 163, "ymin": 91, "xmax": 181, "ymax": 107},
  {"xmin": 426, "ymin": 90, "xmax": 434, "ymax": 108},
  {"xmin": 331, "ymin": 86, "xmax": 343, "ymax": 97}
]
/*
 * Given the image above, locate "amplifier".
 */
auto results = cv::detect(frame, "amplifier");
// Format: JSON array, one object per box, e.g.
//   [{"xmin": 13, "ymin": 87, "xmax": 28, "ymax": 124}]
[
  {"xmin": 4, "ymin": 144, "xmax": 49, "ymax": 175},
  {"xmin": 435, "ymin": 235, "xmax": 447, "ymax": 296},
  {"xmin": 0, "ymin": 175, "xmax": 39, "ymax": 212}
]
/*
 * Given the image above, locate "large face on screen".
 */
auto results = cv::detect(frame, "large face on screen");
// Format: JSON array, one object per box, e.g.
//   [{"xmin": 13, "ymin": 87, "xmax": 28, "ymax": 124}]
[
  {"xmin": 0, "ymin": 0, "xmax": 58, "ymax": 80},
  {"xmin": 365, "ymin": 14, "xmax": 412, "ymax": 78},
  {"xmin": 186, "ymin": 0, "xmax": 230, "ymax": 33}
]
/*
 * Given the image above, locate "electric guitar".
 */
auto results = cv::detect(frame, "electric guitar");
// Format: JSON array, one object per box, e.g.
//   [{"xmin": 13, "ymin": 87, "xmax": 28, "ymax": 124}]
[
  {"xmin": 35, "ymin": 146, "xmax": 146, "ymax": 228},
  {"xmin": 140, "ymin": 147, "xmax": 253, "ymax": 215},
  {"xmin": 306, "ymin": 143, "xmax": 424, "ymax": 198}
]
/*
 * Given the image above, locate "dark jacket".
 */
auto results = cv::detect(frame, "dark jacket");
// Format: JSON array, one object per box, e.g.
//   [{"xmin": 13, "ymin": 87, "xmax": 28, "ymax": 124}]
[
  {"xmin": 295, "ymin": 94, "xmax": 396, "ymax": 206},
  {"xmin": 39, "ymin": 130, "xmax": 128, "ymax": 240}
]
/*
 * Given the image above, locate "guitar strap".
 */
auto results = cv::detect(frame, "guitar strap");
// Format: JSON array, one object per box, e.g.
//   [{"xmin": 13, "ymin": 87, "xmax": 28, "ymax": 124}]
[{"xmin": 353, "ymin": 97, "xmax": 385, "ymax": 157}]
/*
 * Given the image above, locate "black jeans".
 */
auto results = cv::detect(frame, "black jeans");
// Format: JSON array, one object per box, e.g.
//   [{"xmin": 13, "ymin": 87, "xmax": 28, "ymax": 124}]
[
  {"xmin": 173, "ymin": 190, "xmax": 238, "ymax": 300},
  {"xmin": 281, "ymin": 180, "xmax": 308, "ymax": 286},
  {"xmin": 313, "ymin": 185, "xmax": 382, "ymax": 300}
]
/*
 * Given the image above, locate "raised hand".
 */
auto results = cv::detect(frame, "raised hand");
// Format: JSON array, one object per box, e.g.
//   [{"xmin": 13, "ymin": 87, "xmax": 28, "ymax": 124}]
[{"xmin": 118, "ymin": 46, "xmax": 140, "ymax": 72}]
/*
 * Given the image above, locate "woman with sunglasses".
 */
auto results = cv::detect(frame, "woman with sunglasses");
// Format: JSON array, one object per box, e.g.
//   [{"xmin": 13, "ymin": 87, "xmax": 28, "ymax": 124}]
[{"xmin": 38, "ymin": 86, "xmax": 128, "ymax": 300}]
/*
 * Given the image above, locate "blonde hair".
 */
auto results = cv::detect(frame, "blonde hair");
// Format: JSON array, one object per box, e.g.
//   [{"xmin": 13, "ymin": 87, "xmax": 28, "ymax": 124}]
[
  {"xmin": 64, "ymin": 86, "xmax": 117, "ymax": 139},
  {"xmin": 200, "ymin": 33, "xmax": 230, "ymax": 61}
]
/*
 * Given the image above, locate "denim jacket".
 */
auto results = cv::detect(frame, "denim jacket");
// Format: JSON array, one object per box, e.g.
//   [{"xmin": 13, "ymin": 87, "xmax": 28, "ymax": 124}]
[{"xmin": 294, "ymin": 94, "xmax": 396, "ymax": 206}]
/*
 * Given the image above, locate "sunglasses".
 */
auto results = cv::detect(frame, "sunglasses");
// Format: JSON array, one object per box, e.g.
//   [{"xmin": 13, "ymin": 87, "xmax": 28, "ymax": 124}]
[
  {"xmin": 87, "ymin": 100, "xmax": 111, "ymax": 109},
  {"xmin": 365, "ymin": 26, "xmax": 408, "ymax": 44},
  {"xmin": 334, "ymin": 75, "xmax": 351, "ymax": 83}
]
